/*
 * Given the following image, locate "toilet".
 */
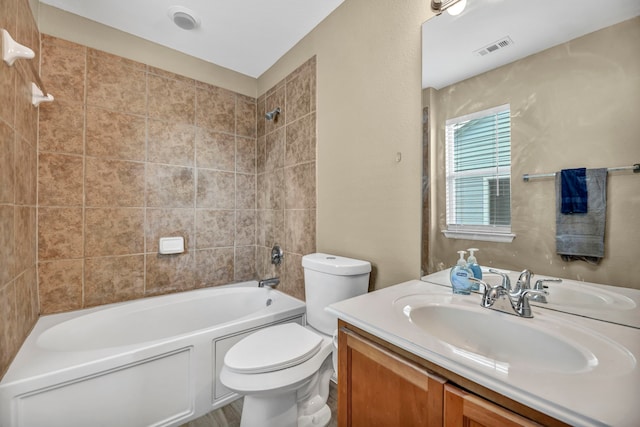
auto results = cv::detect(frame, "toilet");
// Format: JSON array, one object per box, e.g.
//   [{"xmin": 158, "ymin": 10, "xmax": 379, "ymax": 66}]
[{"xmin": 220, "ymin": 253, "xmax": 371, "ymax": 427}]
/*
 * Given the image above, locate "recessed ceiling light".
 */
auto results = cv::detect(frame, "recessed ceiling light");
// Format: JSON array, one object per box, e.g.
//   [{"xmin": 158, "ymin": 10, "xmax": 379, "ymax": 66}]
[{"xmin": 168, "ymin": 6, "xmax": 200, "ymax": 30}]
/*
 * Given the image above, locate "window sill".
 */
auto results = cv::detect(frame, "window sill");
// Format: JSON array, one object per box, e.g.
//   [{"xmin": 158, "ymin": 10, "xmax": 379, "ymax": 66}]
[{"xmin": 442, "ymin": 230, "xmax": 515, "ymax": 243}]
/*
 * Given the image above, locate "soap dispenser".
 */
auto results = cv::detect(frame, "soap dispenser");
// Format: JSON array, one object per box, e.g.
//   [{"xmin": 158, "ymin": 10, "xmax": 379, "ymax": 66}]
[
  {"xmin": 467, "ymin": 248, "xmax": 482, "ymax": 290},
  {"xmin": 450, "ymin": 250, "xmax": 473, "ymax": 295}
]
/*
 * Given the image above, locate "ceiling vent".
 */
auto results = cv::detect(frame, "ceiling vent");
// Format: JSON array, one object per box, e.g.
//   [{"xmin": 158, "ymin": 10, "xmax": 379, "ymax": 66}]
[
  {"xmin": 168, "ymin": 6, "xmax": 200, "ymax": 31},
  {"xmin": 475, "ymin": 36, "xmax": 514, "ymax": 56}
]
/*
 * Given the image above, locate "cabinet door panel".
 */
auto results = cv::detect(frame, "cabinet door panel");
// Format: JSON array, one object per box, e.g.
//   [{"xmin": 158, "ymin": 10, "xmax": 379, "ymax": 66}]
[
  {"xmin": 339, "ymin": 328, "xmax": 446, "ymax": 427},
  {"xmin": 444, "ymin": 384, "xmax": 543, "ymax": 427}
]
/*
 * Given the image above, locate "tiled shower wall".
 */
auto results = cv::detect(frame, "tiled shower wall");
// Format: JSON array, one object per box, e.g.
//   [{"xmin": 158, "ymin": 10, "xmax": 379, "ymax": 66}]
[
  {"xmin": 0, "ymin": 0, "xmax": 40, "ymax": 378},
  {"xmin": 256, "ymin": 57, "xmax": 317, "ymax": 301},
  {"xmin": 36, "ymin": 35, "xmax": 259, "ymax": 314},
  {"xmin": 37, "ymin": 38, "xmax": 317, "ymax": 312}
]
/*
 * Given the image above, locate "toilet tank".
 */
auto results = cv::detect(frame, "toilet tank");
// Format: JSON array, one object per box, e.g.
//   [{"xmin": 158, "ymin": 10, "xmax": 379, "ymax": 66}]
[{"xmin": 302, "ymin": 253, "xmax": 371, "ymax": 335}]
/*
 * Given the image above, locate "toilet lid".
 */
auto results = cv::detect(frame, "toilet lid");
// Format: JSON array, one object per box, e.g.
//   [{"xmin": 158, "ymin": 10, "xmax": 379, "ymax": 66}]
[{"xmin": 224, "ymin": 323, "xmax": 323, "ymax": 374}]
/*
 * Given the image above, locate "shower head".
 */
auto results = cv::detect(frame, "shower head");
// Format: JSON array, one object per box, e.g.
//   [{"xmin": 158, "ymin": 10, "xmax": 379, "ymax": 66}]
[{"xmin": 265, "ymin": 107, "xmax": 281, "ymax": 121}]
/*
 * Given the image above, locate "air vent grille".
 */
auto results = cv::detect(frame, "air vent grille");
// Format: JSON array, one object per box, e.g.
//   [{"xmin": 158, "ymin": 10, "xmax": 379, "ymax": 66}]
[{"xmin": 475, "ymin": 36, "xmax": 514, "ymax": 56}]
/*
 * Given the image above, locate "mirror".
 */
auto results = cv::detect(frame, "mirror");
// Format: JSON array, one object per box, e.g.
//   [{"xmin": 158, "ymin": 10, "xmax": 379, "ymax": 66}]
[{"xmin": 420, "ymin": 0, "xmax": 640, "ymax": 326}]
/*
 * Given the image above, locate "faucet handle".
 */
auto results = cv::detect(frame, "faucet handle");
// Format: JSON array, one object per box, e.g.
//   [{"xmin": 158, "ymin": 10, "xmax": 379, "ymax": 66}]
[
  {"xmin": 533, "ymin": 278, "xmax": 562, "ymax": 290},
  {"xmin": 516, "ymin": 289, "xmax": 549, "ymax": 317},
  {"xmin": 516, "ymin": 269, "xmax": 534, "ymax": 290},
  {"xmin": 488, "ymin": 269, "xmax": 511, "ymax": 291},
  {"xmin": 469, "ymin": 278, "xmax": 499, "ymax": 308}
]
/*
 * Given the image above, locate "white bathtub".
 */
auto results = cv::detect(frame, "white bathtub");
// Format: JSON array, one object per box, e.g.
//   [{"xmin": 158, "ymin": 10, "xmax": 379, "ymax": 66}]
[{"xmin": 0, "ymin": 282, "xmax": 306, "ymax": 427}]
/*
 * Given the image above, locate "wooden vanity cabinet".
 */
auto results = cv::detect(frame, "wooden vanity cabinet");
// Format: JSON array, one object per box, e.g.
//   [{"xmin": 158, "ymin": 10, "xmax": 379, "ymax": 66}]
[
  {"xmin": 338, "ymin": 321, "xmax": 566, "ymax": 427},
  {"xmin": 338, "ymin": 325, "xmax": 446, "ymax": 426},
  {"xmin": 444, "ymin": 384, "xmax": 542, "ymax": 427}
]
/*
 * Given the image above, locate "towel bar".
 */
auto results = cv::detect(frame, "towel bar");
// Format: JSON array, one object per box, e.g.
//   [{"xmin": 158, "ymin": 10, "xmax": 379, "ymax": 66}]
[{"xmin": 523, "ymin": 163, "xmax": 640, "ymax": 182}]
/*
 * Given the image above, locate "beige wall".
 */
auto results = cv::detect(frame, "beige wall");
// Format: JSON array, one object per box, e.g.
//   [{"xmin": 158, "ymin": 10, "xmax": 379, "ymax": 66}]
[
  {"xmin": 259, "ymin": 0, "xmax": 432, "ymax": 289},
  {"xmin": 428, "ymin": 18, "xmax": 640, "ymax": 289},
  {"xmin": 0, "ymin": 0, "xmax": 40, "ymax": 379}
]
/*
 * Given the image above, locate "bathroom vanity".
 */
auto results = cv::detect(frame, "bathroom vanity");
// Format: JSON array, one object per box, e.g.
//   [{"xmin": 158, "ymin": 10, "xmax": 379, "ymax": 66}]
[{"xmin": 328, "ymin": 278, "xmax": 640, "ymax": 427}]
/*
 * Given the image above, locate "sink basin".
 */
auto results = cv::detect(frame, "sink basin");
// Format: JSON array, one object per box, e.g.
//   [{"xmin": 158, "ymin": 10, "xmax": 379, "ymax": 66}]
[
  {"xmin": 394, "ymin": 295, "xmax": 635, "ymax": 375},
  {"xmin": 536, "ymin": 281, "xmax": 636, "ymax": 310}
]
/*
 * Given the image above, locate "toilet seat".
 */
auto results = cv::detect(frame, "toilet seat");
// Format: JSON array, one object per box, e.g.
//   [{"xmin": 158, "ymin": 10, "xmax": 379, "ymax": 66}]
[
  {"xmin": 225, "ymin": 323, "xmax": 323, "ymax": 374},
  {"xmin": 220, "ymin": 325, "xmax": 333, "ymax": 395}
]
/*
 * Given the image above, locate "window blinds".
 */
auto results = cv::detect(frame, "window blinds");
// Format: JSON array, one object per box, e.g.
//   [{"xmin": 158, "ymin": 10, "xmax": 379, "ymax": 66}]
[{"xmin": 445, "ymin": 104, "xmax": 511, "ymax": 233}]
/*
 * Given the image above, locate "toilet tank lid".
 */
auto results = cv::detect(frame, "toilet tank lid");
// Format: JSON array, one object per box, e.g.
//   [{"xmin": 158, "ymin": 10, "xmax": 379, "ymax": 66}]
[{"xmin": 302, "ymin": 253, "xmax": 371, "ymax": 275}]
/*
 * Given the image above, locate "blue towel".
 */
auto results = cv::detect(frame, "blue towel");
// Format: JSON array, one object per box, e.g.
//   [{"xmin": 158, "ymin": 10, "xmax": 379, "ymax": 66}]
[
  {"xmin": 561, "ymin": 168, "xmax": 588, "ymax": 214},
  {"xmin": 556, "ymin": 168, "xmax": 607, "ymax": 263}
]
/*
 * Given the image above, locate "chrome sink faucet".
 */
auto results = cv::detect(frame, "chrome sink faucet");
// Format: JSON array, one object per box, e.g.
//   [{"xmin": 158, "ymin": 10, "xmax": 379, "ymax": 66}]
[{"xmin": 470, "ymin": 276, "xmax": 548, "ymax": 318}]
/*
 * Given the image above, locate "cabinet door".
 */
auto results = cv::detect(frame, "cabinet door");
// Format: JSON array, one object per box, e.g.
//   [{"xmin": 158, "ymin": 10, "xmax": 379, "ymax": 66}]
[
  {"xmin": 444, "ymin": 384, "xmax": 543, "ymax": 427},
  {"xmin": 338, "ymin": 327, "xmax": 446, "ymax": 427}
]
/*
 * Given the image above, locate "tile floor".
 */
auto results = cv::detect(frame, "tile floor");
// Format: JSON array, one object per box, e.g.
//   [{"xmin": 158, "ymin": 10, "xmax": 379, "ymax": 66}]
[{"xmin": 180, "ymin": 381, "xmax": 338, "ymax": 427}]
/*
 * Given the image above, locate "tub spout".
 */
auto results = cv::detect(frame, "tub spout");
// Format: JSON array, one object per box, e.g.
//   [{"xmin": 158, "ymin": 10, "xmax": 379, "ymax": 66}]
[{"xmin": 258, "ymin": 277, "xmax": 280, "ymax": 288}]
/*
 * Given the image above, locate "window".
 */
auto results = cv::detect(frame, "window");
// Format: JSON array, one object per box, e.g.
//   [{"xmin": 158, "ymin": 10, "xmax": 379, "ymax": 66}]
[{"xmin": 444, "ymin": 104, "xmax": 514, "ymax": 242}]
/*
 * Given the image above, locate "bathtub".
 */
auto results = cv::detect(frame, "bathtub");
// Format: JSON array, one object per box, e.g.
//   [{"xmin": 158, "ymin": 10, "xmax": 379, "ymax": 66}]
[{"xmin": 0, "ymin": 282, "xmax": 306, "ymax": 427}]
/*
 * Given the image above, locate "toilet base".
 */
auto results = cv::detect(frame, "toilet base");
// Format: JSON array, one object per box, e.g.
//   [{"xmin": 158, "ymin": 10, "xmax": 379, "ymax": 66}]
[{"xmin": 240, "ymin": 393, "xmax": 298, "ymax": 427}]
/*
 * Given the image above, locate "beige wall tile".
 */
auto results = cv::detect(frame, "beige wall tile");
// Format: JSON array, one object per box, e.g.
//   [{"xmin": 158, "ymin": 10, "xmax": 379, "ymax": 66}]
[
  {"xmin": 236, "ymin": 173, "xmax": 256, "ymax": 210},
  {"xmin": 263, "ymin": 169, "xmax": 284, "ymax": 210},
  {"xmin": 15, "ymin": 267, "xmax": 38, "ymax": 338},
  {"xmin": 195, "ymin": 209, "xmax": 235, "ymax": 249},
  {"xmin": 236, "ymin": 210, "xmax": 256, "ymax": 246},
  {"xmin": 148, "ymin": 120, "xmax": 195, "ymax": 167},
  {"xmin": 285, "ymin": 63, "xmax": 312, "ymax": 124},
  {"xmin": 256, "ymin": 96, "xmax": 266, "ymax": 138},
  {"xmin": 146, "ymin": 163, "xmax": 195, "ymax": 208},
  {"xmin": 86, "ymin": 107, "xmax": 146, "ymax": 161},
  {"xmin": 285, "ymin": 162, "xmax": 316, "ymax": 209},
  {"xmin": 195, "ymin": 248, "xmax": 234, "ymax": 287},
  {"xmin": 195, "ymin": 128, "xmax": 235, "ymax": 171},
  {"xmin": 0, "ymin": 281, "xmax": 18, "ymax": 373},
  {"xmin": 14, "ymin": 137, "xmax": 36, "ymax": 206},
  {"xmin": 282, "ymin": 252, "xmax": 305, "ymax": 301},
  {"xmin": 236, "ymin": 136, "xmax": 256, "ymax": 174},
  {"xmin": 195, "ymin": 85, "xmax": 235, "ymax": 133},
  {"xmin": 14, "ymin": 206, "xmax": 35, "ymax": 274},
  {"xmin": 40, "ymin": 35, "xmax": 86, "ymax": 105},
  {"xmin": 0, "ymin": 61, "xmax": 16, "ymax": 128},
  {"xmin": 0, "ymin": 0, "xmax": 18, "ymax": 43},
  {"xmin": 265, "ymin": 127, "xmax": 285, "ymax": 172},
  {"xmin": 38, "ymin": 153, "xmax": 83, "ymax": 206},
  {"xmin": 146, "ymin": 208, "xmax": 194, "ymax": 253},
  {"xmin": 285, "ymin": 209, "xmax": 316, "ymax": 256},
  {"xmin": 256, "ymin": 135, "xmax": 266, "ymax": 174},
  {"xmin": 38, "ymin": 259, "xmax": 83, "ymax": 314},
  {"xmin": 15, "ymin": 67, "xmax": 37, "ymax": 143},
  {"xmin": 85, "ymin": 208, "xmax": 144, "ymax": 256},
  {"xmin": 234, "ymin": 245, "xmax": 257, "ymax": 281},
  {"xmin": 196, "ymin": 169, "xmax": 235, "ymax": 209},
  {"xmin": 85, "ymin": 255, "xmax": 144, "ymax": 307},
  {"xmin": 285, "ymin": 113, "xmax": 316, "ymax": 166},
  {"xmin": 0, "ymin": 121, "xmax": 15, "ymax": 204},
  {"xmin": 38, "ymin": 101, "xmax": 85, "ymax": 155},
  {"xmin": 148, "ymin": 73, "xmax": 195, "ymax": 124},
  {"xmin": 0, "ymin": 206, "xmax": 15, "ymax": 285},
  {"xmin": 236, "ymin": 95, "xmax": 257, "ymax": 138},
  {"xmin": 86, "ymin": 53, "xmax": 147, "ymax": 115},
  {"xmin": 38, "ymin": 207, "xmax": 83, "ymax": 260},
  {"xmin": 145, "ymin": 252, "xmax": 195, "ymax": 295},
  {"xmin": 85, "ymin": 157, "xmax": 145, "ymax": 207}
]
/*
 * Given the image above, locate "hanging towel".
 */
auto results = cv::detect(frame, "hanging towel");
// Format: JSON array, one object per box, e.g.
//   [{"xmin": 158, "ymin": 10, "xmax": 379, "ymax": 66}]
[
  {"xmin": 556, "ymin": 168, "xmax": 607, "ymax": 263},
  {"xmin": 561, "ymin": 168, "xmax": 588, "ymax": 213}
]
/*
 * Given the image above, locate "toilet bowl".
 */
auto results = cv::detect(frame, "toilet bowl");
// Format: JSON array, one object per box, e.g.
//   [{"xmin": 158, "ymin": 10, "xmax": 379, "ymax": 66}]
[{"xmin": 220, "ymin": 253, "xmax": 371, "ymax": 427}]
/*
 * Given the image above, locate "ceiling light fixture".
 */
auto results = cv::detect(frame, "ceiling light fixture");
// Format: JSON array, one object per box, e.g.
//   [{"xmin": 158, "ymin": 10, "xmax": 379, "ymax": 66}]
[
  {"xmin": 430, "ymin": 0, "xmax": 467, "ymax": 16},
  {"xmin": 447, "ymin": 0, "xmax": 467, "ymax": 16},
  {"xmin": 168, "ymin": 6, "xmax": 200, "ymax": 30}
]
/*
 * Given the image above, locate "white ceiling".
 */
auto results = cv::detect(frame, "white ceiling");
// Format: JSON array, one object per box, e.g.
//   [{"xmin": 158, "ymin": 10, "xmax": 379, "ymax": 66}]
[
  {"xmin": 422, "ymin": 0, "xmax": 640, "ymax": 89},
  {"xmin": 40, "ymin": 0, "xmax": 345, "ymax": 78}
]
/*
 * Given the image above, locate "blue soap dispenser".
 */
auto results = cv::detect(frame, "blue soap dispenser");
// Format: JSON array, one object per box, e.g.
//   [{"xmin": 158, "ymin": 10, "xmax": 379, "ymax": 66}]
[
  {"xmin": 467, "ymin": 248, "xmax": 482, "ymax": 290},
  {"xmin": 450, "ymin": 250, "xmax": 473, "ymax": 295}
]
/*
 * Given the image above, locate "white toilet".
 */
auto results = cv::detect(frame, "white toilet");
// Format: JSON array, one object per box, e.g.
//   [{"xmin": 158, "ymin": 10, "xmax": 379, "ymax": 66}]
[{"xmin": 220, "ymin": 253, "xmax": 371, "ymax": 427}]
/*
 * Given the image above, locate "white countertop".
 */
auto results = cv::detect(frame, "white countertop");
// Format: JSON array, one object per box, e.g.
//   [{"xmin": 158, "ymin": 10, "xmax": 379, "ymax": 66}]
[{"xmin": 327, "ymin": 279, "xmax": 640, "ymax": 427}]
